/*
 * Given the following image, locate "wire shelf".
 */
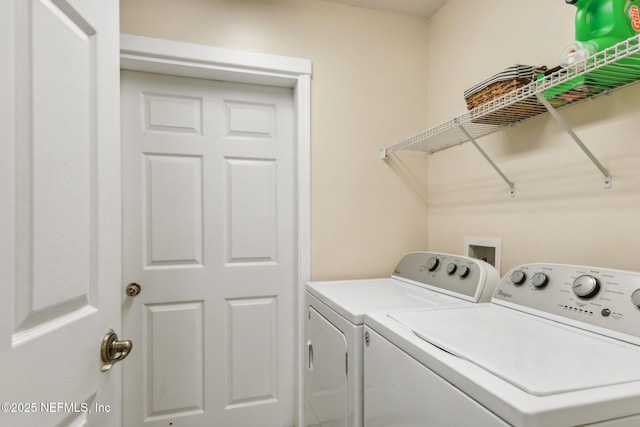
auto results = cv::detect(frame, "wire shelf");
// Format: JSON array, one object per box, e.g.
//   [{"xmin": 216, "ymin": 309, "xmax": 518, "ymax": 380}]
[{"xmin": 382, "ymin": 34, "xmax": 640, "ymax": 157}]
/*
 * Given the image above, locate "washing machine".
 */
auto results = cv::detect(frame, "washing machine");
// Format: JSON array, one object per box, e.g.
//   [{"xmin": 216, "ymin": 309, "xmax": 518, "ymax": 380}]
[
  {"xmin": 364, "ymin": 262, "xmax": 640, "ymax": 427},
  {"xmin": 304, "ymin": 251, "xmax": 500, "ymax": 427}
]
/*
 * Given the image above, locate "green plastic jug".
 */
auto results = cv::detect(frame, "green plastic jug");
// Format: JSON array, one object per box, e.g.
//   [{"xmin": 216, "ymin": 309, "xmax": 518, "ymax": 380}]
[
  {"xmin": 541, "ymin": 0, "xmax": 640, "ymax": 101},
  {"xmin": 567, "ymin": 0, "xmax": 640, "ymax": 53}
]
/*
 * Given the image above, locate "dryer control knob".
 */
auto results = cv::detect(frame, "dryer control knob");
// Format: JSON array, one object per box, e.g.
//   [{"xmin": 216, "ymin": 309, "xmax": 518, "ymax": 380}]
[
  {"xmin": 446, "ymin": 263, "xmax": 457, "ymax": 275},
  {"xmin": 631, "ymin": 289, "xmax": 640, "ymax": 308},
  {"xmin": 426, "ymin": 257, "xmax": 440, "ymax": 272},
  {"xmin": 510, "ymin": 270, "xmax": 527, "ymax": 285},
  {"xmin": 532, "ymin": 272, "xmax": 549, "ymax": 288},
  {"xmin": 572, "ymin": 275, "xmax": 600, "ymax": 298},
  {"xmin": 458, "ymin": 265, "xmax": 471, "ymax": 278}
]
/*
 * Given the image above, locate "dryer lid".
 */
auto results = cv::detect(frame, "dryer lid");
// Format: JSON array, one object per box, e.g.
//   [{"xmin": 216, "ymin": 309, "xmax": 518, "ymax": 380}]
[
  {"xmin": 390, "ymin": 305, "xmax": 640, "ymax": 396},
  {"xmin": 306, "ymin": 278, "xmax": 460, "ymax": 325}
]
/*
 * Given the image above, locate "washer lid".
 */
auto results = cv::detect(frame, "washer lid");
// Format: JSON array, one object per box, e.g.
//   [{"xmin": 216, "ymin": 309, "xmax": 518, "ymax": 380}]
[{"xmin": 390, "ymin": 305, "xmax": 640, "ymax": 396}]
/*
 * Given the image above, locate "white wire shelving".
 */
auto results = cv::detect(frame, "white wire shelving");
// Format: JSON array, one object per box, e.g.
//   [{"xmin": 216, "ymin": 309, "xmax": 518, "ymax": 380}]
[{"xmin": 381, "ymin": 34, "xmax": 640, "ymax": 196}]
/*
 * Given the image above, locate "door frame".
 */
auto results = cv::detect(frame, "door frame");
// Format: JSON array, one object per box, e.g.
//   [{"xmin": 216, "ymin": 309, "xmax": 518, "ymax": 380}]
[{"xmin": 119, "ymin": 34, "xmax": 312, "ymax": 427}]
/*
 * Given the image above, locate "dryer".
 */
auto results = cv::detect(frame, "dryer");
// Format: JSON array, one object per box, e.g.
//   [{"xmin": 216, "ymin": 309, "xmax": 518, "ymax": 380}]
[
  {"xmin": 364, "ymin": 262, "xmax": 640, "ymax": 427},
  {"xmin": 305, "ymin": 251, "xmax": 500, "ymax": 427}
]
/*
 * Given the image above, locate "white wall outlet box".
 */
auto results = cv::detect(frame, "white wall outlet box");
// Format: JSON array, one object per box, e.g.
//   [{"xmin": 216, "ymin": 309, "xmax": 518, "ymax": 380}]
[{"xmin": 465, "ymin": 237, "xmax": 501, "ymax": 275}]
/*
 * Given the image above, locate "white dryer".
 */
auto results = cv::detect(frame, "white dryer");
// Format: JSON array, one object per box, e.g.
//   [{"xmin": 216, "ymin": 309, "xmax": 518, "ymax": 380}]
[
  {"xmin": 305, "ymin": 251, "xmax": 500, "ymax": 427},
  {"xmin": 364, "ymin": 263, "xmax": 640, "ymax": 427}
]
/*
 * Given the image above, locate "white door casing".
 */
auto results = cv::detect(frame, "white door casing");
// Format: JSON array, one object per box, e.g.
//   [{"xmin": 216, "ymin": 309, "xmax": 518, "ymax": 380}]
[
  {"xmin": 119, "ymin": 35, "xmax": 312, "ymax": 427},
  {"xmin": 1, "ymin": 0, "xmax": 121, "ymax": 426}
]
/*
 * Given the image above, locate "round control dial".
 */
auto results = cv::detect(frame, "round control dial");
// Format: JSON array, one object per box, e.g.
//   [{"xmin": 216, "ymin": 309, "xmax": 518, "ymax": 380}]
[
  {"xmin": 572, "ymin": 275, "xmax": 600, "ymax": 298},
  {"xmin": 531, "ymin": 272, "xmax": 549, "ymax": 288},
  {"xmin": 446, "ymin": 263, "xmax": 457, "ymax": 275},
  {"xmin": 631, "ymin": 289, "xmax": 640, "ymax": 309},
  {"xmin": 458, "ymin": 265, "xmax": 471, "ymax": 278},
  {"xmin": 426, "ymin": 257, "xmax": 440, "ymax": 272},
  {"xmin": 510, "ymin": 270, "xmax": 526, "ymax": 285}
]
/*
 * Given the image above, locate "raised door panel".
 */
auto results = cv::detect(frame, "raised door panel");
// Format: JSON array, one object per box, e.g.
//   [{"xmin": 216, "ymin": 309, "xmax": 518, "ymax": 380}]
[
  {"xmin": 226, "ymin": 297, "xmax": 278, "ymax": 406},
  {"xmin": 145, "ymin": 302, "xmax": 204, "ymax": 419},
  {"xmin": 225, "ymin": 158, "xmax": 277, "ymax": 264},
  {"xmin": 144, "ymin": 93, "xmax": 203, "ymax": 135},
  {"xmin": 225, "ymin": 101, "xmax": 275, "ymax": 138},
  {"xmin": 16, "ymin": 0, "xmax": 97, "ymax": 340},
  {"xmin": 144, "ymin": 154, "xmax": 203, "ymax": 268}
]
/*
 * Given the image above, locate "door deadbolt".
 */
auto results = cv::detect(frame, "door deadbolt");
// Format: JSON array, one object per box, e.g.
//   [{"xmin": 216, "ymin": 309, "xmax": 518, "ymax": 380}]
[
  {"xmin": 101, "ymin": 329, "xmax": 133, "ymax": 372},
  {"xmin": 125, "ymin": 282, "xmax": 141, "ymax": 296}
]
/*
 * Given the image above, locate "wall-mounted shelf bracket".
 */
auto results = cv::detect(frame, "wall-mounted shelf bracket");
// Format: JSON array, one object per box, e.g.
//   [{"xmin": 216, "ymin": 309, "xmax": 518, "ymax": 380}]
[
  {"xmin": 535, "ymin": 94, "xmax": 612, "ymax": 189},
  {"xmin": 457, "ymin": 123, "xmax": 516, "ymax": 198}
]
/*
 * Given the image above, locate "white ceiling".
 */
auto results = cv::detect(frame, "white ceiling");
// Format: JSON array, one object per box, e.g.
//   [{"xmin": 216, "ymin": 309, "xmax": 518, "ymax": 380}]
[{"xmin": 325, "ymin": 0, "xmax": 449, "ymax": 18}]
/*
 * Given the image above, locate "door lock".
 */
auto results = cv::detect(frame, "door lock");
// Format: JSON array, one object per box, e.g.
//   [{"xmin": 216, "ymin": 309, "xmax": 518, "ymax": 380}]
[
  {"xmin": 125, "ymin": 282, "xmax": 141, "ymax": 296},
  {"xmin": 101, "ymin": 329, "xmax": 133, "ymax": 372}
]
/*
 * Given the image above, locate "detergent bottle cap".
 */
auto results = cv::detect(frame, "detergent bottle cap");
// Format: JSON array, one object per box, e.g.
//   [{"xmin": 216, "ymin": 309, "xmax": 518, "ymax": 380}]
[{"xmin": 560, "ymin": 41, "xmax": 596, "ymax": 67}]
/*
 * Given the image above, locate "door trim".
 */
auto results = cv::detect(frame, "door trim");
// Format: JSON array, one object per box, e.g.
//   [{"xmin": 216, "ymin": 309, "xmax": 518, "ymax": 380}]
[{"xmin": 119, "ymin": 34, "xmax": 311, "ymax": 427}]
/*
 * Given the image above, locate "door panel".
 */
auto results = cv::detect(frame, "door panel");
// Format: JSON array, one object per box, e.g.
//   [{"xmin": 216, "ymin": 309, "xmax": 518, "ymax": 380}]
[
  {"xmin": 146, "ymin": 302, "xmax": 204, "ymax": 417},
  {"xmin": 226, "ymin": 158, "xmax": 277, "ymax": 262},
  {"xmin": 144, "ymin": 154, "xmax": 204, "ymax": 267},
  {"xmin": 122, "ymin": 71, "xmax": 295, "ymax": 427},
  {"xmin": 227, "ymin": 297, "xmax": 278, "ymax": 404},
  {"xmin": 306, "ymin": 307, "xmax": 348, "ymax": 427},
  {"xmin": 1, "ymin": 0, "xmax": 121, "ymax": 426}
]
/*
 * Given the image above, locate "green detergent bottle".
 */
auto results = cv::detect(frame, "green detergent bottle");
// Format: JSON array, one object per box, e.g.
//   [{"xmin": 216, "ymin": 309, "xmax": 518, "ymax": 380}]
[
  {"xmin": 567, "ymin": 0, "xmax": 640, "ymax": 53},
  {"xmin": 542, "ymin": 0, "xmax": 640, "ymax": 101}
]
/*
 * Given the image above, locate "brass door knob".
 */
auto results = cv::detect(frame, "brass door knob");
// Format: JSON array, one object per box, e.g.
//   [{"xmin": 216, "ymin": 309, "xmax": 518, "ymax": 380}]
[
  {"xmin": 125, "ymin": 282, "xmax": 141, "ymax": 296},
  {"xmin": 101, "ymin": 329, "xmax": 133, "ymax": 372}
]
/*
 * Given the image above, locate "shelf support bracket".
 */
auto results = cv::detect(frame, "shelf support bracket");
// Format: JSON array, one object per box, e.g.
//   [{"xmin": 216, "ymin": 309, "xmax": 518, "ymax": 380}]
[
  {"xmin": 536, "ymin": 94, "xmax": 612, "ymax": 189},
  {"xmin": 457, "ymin": 124, "xmax": 516, "ymax": 198}
]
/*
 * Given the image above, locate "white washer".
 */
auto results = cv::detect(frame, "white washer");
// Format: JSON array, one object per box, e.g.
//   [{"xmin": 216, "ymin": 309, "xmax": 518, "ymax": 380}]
[
  {"xmin": 364, "ymin": 263, "xmax": 640, "ymax": 427},
  {"xmin": 305, "ymin": 251, "xmax": 500, "ymax": 427}
]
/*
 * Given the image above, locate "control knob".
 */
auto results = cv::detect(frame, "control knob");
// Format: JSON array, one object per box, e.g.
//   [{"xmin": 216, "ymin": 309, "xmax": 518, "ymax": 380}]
[
  {"xmin": 510, "ymin": 270, "xmax": 526, "ymax": 285},
  {"xmin": 631, "ymin": 289, "xmax": 640, "ymax": 309},
  {"xmin": 531, "ymin": 272, "xmax": 549, "ymax": 288},
  {"xmin": 446, "ymin": 263, "xmax": 457, "ymax": 275},
  {"xmin": 426, "ymin": 257, "xmax": 440, "ymax": 272},
  {"xmin": 458, "ymin": 265, "xmax": 470, "ymax": 278},
  {"xmin": 572, "ymin": 275, "xmax": 600, "ymax": 298}
]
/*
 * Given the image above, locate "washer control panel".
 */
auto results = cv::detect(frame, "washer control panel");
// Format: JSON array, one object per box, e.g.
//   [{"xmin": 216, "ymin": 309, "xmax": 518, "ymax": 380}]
[
  {"xmin": 493, "ymin": 263, "xmax": 640, "ymax": 343},
  {"xmin": 392, "ymin": 252, "xmax": 499, "ymax": 302}
]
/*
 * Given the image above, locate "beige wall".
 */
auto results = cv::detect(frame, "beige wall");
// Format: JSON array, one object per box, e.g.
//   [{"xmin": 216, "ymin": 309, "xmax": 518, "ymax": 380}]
[
  {"xmin": 426, "ymin": 0, "xmax": 640, "ymax": 275},
  {"xmin": 120, "ymin": 0, "xmax": 431, "ymax": 281}
]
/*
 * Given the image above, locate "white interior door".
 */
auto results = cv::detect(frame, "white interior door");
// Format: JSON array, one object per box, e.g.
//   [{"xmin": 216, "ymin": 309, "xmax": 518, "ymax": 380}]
[
  {"xmin": 121, "ymin": 70, "xmax": 296, "ymax": 427},
  {"xmin": 0, "ymin": 0, "xmax": 122, "ymax": 426}
]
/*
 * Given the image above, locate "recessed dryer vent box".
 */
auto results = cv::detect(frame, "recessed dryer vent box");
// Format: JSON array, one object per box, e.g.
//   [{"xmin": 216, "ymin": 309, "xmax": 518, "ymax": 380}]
[{"xmin": 465, "ymin": 237, "xmax": 501, "ymax": 275}]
